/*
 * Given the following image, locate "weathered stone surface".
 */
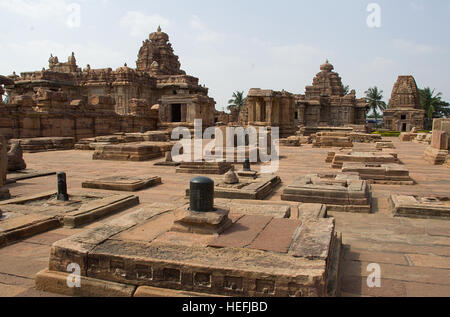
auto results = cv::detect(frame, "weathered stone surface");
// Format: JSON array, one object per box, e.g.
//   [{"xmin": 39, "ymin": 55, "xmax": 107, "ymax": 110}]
[
  {"xmin": 391, "ymin": 195, "xmax": 450, "ymax": 220},
  {"xmin": 93, "ymin": 143, "xmax": 165, "ymax": 161},
  {"xmin": 0, "ymin": 191, "xmax": 140, "ymax": 246},
  {"xmin": 187, "ymin": 175, "xmax": 281, "ymax": 200},
  {"xmin": 313, "ymin": 132, "xmax": 353, "ymax": 148},
  {"xmin": 383, "ymin": 75, "xmax": 425, "ymax": 132},
  {"xmin": 37, "ymin": 202, "xmax": 339, "ymax": 297},
  {"xmin": 424, "ymin": 147, "xmax": 448, "ymax": 165},
  {"xmin": 330, "ymin": 151, "xmax": 399, "ymax": 169},
  {"xmin": 82, "ymin": 176, "xmax": 162, "ymax": 192},
  {"xmin": 7, "ymin": 142, "xmax": 26, "ymax": 171},
  {"xmin": 341, "ymin": 162, "xmax": 414, "ymax": 185},
  {"xmin": 171, "ymin": 206, "xmax": 232, "ymax": 235},
  {"xmin": 281, "ymin": 173, "xmax": 371, "ymax": 213},
  {"xmin": 176, "ymin": 162, "xmax": 232, "ymax": 175},
  {"xmin": 9, "ymin": 137, "xmax": 75, "ymax": 153}
]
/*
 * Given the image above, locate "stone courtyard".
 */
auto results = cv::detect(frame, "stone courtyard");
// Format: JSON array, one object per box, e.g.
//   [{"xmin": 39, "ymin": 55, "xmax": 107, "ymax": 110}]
[{"xmin": 0, "ymin": 138, "xmax": 449, "ymax": 297}]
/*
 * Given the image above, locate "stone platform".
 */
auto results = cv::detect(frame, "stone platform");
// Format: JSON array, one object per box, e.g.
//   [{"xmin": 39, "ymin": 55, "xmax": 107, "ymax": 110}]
[
  {"xmin": 313, "ymin": 133, "xmax": 353, "ymax": 148},
  {"xmin": 186, "ymin": 175, "xmax": 281, "ymax": 200},
  {"xmin": 9, "ymin": 137, "xmax": 75, "ymax": 153},
  {"xmin": 376, "ymin": 141, "xmax": 395, "ymax": 150},
  {"xmin": 341, "ymin": 163, "xmax": 414, "ymax": 185},
  {"xmin": 424, "ymin": 147, "xmax": 448, "ymax": 165},
  {"xmin": 82, "ymin": 176, "xmax": 162, "ymax": 192},
  {"xmin": 0, "ymin": 191, "xmax": 139, "ymax": 247},
  {"xmin": 35, "ymin": 201, "xmax": 341, "ymax": 297},
  {"xmin": 390, "ymin": 195, "xmax": 450, "ymax": 220},
  {"xmin": 6, "ymin": 169, "xmax": 56, "ymax": 184},
  {"xmin": 176, "ymin": 162, "xmax": 232, "ymax": 175},
  {"xmin": 75, "ymin": 132, "xmax": 169, "ymax": 150},
  {"xmin": 329, "ymin": 151, "xmax": 399, "ymax": 169},
  {"xmin": 92, "ymin": 142, "xmax": 172, "ymax": 161},
  {"xmin": 281, "ymin": 173, "xmax": 371, "ymax": 213}
]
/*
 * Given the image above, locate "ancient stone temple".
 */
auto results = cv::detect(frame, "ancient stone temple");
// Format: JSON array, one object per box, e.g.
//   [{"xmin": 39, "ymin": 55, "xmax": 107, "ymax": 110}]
[
  {"xmin": 296, "ymin": 61, "xmax": 367, "ymax": 130},
  {"xmin": 2, "ymin": 27, "xmax": 216, "ymax": 131},
  {"xmin": 383, "ymin": 76, "xmax": 425, "ymax": 132},
  {"xmin": 240, "ymin": 89, "xmax": 296, "ymax": 138}
]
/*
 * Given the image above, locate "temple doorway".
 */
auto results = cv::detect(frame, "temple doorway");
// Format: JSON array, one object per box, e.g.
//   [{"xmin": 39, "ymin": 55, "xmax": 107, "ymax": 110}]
[
  {"xmin": 171, "ymin": 104, "xmax": 182, "ymax": 122},
  {"xmin": 402, "ymin": 123, "xmax": 407, "ymax": 132}
]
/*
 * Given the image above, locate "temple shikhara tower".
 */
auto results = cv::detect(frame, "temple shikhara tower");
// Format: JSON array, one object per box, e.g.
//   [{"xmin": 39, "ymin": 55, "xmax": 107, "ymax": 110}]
[
  {"xmin": 383, "ymin": 75, "xmax": 425, "ymax": 132},
  {"xmin": 296, "ymin": 60, "xmax": 367, "ymax": 129},
  {"xmin": 1, "ymin": 26, "xmax": 215, "ymax": 141}
]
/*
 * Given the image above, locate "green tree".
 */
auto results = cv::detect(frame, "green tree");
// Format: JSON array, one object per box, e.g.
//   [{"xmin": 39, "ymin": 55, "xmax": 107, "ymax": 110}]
[
  {"xmin": 342, "ymin": 84, "xmax": 350, "ymax": 95},
  {"xmin": 365, "ymin": 86, "xmax": 387, "ymax": 124},
  {"xmin": 419, "ymin": 87, "xmax": 450, "ymax": 129},
  {"xmin": 227, "ymin": 91, "xmax": 246, "ymax": 111}
]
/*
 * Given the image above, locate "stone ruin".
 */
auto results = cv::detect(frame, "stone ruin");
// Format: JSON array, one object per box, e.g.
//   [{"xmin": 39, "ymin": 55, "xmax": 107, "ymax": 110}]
[
  {"xmin": 240, "ymin": 89, "xmax": 296, "ymax": 138},
  {"xmin": 296, "ymin": 61, "xmax": 367, "ymax": 131},
  {"xmin": 282, "ymin": 173, "xmax": 371, "ymax": 213},
  {"xmin": 312, "ymin": 132, "xmax": 353, "ymax": 148},
  {"xmin": 1, "ymin": 27, "xmax": 216, "ymax": 143},
  {"xmin": 383, "ymin": 76, "xmax": 425, "ymax": 132},
  {"xmin": 185, "ymin": 166, "xmax": 281, "ymax": 200},
  {"xmin": 341, "ymin": 163, "xmax": 414, "ymax": 185},
  {"xmin": 35, "ymin": 177, "xmax": 342, "ymax": 297},
  {"xmin": 424, "ymin": 118, "xmax": 450, "ymax": 165},
  {"xmin": 7, "ymin": 142, "xmax": 26, "ymax": 171},
  {"xmin": 327, "ymin": 150, "xmax": 399, "ymax": 169},
  {"xmin": 391, "ymin": 194, "xmax": 450, "ymax": 220}
]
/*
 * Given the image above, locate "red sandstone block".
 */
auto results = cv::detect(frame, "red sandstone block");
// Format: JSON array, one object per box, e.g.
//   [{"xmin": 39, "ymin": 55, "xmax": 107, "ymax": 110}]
[{"xmin": 431, "ymin": 130, "xmax": 448, "ymax": 150}]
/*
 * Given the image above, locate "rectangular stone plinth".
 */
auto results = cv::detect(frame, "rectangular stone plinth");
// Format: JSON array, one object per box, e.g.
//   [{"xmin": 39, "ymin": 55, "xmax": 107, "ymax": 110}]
[
  {"xmin": 400, "ymin": 133, "xmax": 417, "ymax": 142},
  {"xmin": 176, "ymin": 162, "xmax": 232, "ymax": 175},
  {"xmin": 313, "ymin": 134, "xmax": 353, "ymax": 148},
  {"xmin": 330, "ymin": 151, "xmax": 399, "ymax": 169},
  {"xmin": 37, "ymin": 202, "xmax": 341, "ymax": 297},
  {"xmin": 186, "ymin": 175, "xmax": 281, "ymax": 200},
  {"xmin": 391, "ymin": 195, "xmax": 450, "ymax": 220},
  {"xmin": 424, "ymin": 146, "xmax": 449, "ymax": 165},
  {"xmin": 82, "ymin": 176, "xmax": 162, "ymax": 192},
  {"xmin": 281, "ymin": 173, "xmax": 371, "ymax": 213},
  {"xmin": 93, "ymin": 143, "xmax": 166, "ymax": 161},
  {"xmin": 0, "ymin": 191, "xmax": 139, "ymax": 246},
  {"xmin": 10, "ymin": 137, "xmax": 75, "ymax": 153},
  {"xmin": 341, "ymin": 163, "xmax": 414, "ymax": 185},
  {"xmin": 376, "ymin": 141, "xmax": 395, "ymax": 150}
]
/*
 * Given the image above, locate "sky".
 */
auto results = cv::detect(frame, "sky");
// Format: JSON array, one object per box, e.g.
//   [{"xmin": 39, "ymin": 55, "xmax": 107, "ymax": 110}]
[{"xmin": 0, "ymin": 0, "xmax": 449, "ymax": 111}]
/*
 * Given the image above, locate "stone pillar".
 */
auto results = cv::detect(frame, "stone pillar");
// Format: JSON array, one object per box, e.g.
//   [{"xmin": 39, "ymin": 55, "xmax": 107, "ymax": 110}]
[
  {"xmin": 255, "ymin": 98, "xmax": 262, "ymax": 123},
  {"xmin": 264, "ymin": 97, "xmax": 273, "ymax": 125},
  {"xmin": 272, "ymin": 98, "xmax": 280, "ymax": 125}
]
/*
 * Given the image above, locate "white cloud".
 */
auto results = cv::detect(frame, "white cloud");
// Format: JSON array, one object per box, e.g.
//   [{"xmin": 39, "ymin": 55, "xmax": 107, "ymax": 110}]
[
  {"xmin": 393, "ymin": 38, "xmax": 440, "ymax": 54},
  {"xmin": 0, "ymin": 0, "xmax": 69, "ymax": 19},
  {"xmin": 120, "ymin": 11, "xmax": 170, "ymax": 38},
  {"xmin": 189, "ymin": 15, "xmax": 222, "ymax": 43}
]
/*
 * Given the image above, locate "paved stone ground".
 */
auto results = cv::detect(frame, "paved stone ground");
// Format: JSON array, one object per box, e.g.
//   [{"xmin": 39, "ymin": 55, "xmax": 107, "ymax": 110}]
[{"xmin": 0, "ymin": 138, "xmax": 449, "ymax": 297}]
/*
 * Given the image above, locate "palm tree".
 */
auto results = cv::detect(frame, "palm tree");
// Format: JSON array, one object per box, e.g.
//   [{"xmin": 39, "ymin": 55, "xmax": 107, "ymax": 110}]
[
  {"xmin": 342, "ymin": 84, "xmax": 350, "ymax": 95},
  {"xmin": 419, "ymin": 88, "xmax": 450, "ymax": 129},
  {"xmin": 365, "ymin": 86, "xmax": 387, "ymax": 125},
  {"xmin": 228, "ymin": 91, "xmax": 246, "ymax": 112}
]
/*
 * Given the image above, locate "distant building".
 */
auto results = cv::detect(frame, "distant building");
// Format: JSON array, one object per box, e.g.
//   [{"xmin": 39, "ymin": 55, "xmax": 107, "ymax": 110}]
[{"xmin": 383, "ymin": 75, "xmax": 425, "ymax": 132}]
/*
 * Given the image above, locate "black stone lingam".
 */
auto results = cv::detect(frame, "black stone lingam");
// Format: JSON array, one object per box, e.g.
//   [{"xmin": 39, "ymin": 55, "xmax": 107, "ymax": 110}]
[
  {"xmin": 243, "ymin": 158, "xmax": 251, "ymax": 172},
  {"xmin": 190, "ymin": 177, "xmax": 214, "ymax": 212},
  {"xmin": 57, "ymin": 172, "xmax": 69, "ymax": 201}
]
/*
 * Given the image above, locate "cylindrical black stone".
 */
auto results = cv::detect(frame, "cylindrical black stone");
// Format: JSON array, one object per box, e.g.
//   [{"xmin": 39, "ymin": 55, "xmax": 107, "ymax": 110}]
[
  {"xmin": 190, "ymin": 177, "xmax": 214, "ymax": 212},
  {"xmin": 243, "ymin": 158, "xmax": 251, "ymax": 172},
  {"xmin": 57, "ymin": 172, "xmax": 69, "ymax": 201}
]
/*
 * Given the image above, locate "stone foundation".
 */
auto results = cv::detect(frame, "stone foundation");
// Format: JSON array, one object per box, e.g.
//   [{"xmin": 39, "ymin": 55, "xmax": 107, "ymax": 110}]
[
  {"xmin": 312, "ymin": 132, "xmax": 353, "ymax": 148},
  {"xmin": 399, "ymin": 133, "xmax": 418, "ymax": 142},
  {"xmin": 92, "ymin": 142, "xmax": 170, "ymax": 161},
  {"xmin": 35, "ymin": 201, "xmax": 341, "ymax": 297},
  {"xmin": 9, "ymin": 137, "xmax": 75, "ymax": 153},
  {"xmin": 424, "ymin": 147, "xmax": 449, "ymax": 165},
  {"xmin": 329, "ymin": 151, "xmax": 399, "ymax": 169},
  {"xmin": 0, "ymin": 190, "xmax": 139, "ymax": 247},
  {"xmin": 176, "ymin": 162, "xmax": 232, "ymax": 175},
  {"xmin": 82, "ymin": 176, "xmax": 162, "ymax": 192},
  {"xmin": 281, "ymin": 173, "xmax": 371, "ymax": 213},
  {"xmin": 341, "ymin": 163, "xmax": 414, "ymax": 185},
  {"xmin": 186, "ymin": 175, "xmax": 281, "ymax": 200},
  {"xmin": 390, "ymin": 195, "xmax": 450, "ymax": 220}
]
